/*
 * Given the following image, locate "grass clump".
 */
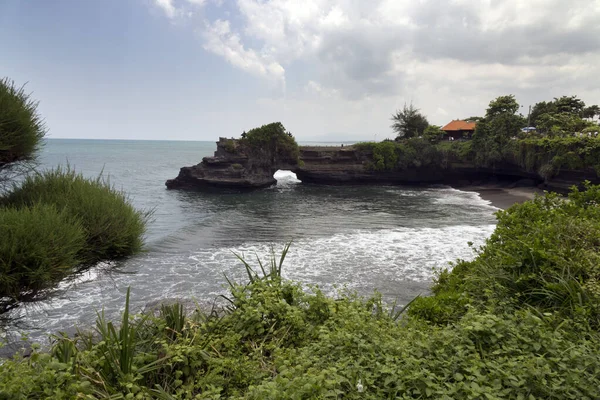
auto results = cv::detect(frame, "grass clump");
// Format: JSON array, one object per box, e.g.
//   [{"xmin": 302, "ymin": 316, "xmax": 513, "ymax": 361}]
[
  {"xmin": 0, "ymin": 78, "xmax": 46, "ymax": 169},
  {"xmin": 0, "ymin": 204, "xmax": 85, "ymax": 300},
  {"xmin": 2, "ymin": 166, "xmax": 150, "ymax": 266}
]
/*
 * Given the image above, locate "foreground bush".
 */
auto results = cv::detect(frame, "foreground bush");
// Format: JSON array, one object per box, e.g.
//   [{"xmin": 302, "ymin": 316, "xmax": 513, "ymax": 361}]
[
  {"xmin": 410, "ymin": 181, "xmax": 600, "ymax": 327},
  {"xmin": 0, "ymin": 78, "xmax": 46, "ymax": 169},
  {"xmin": 3, "ymin": 167, "xmax": 150, "ymax": 266},
  {"xmin": 0, "ymin": 204, "xmax": 86, "ymax": 301}
]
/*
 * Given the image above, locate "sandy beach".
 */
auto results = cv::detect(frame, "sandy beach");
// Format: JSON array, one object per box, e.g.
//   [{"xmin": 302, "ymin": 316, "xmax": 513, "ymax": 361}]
[{"xmin": 461, "ymin": 185, "xmax": 545, "ymax": 210}]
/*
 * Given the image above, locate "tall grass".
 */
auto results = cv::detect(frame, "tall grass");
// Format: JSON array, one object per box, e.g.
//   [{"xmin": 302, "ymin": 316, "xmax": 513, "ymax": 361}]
[
  {"xmin": 0, "ymin": 204, "xmax": 86, "ymax": 300},
  {"xmin": 3, "ymin": 166, "xmax": 151, "ymax": 265},
  {"xmin": 0, "ymin": 78, "xmax": 46, "ymax": 168}
]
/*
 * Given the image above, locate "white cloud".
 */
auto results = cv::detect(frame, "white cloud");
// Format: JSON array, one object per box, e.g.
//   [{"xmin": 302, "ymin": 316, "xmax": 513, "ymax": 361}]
[
  {"xmin": 153, "ymin": 0, "xmax": 208, "ymax": 19},
  {"xmin": 151, "ymin": 0, "xmax": 600, "ymax": 137},
  {"xmin": 202, "ymin": 19, "xmax": 285, "ymax": 84},
  {"xmin": 154, "ymin": 0, "xmax": 177, "ymax": 18}
]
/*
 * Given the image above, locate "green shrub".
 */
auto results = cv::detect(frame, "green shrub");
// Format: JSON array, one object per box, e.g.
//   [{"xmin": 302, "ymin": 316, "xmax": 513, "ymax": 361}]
[
  {"xmin": 223, "ymin": 139, "xmax": 237, "ymax": 153},
  {"xmin": 412, "ymin": 183, "xmax": 600, "ymax": 327},
  {"xmin": 241, "ymin": 122, "xmax": 299, "ymax": 164},
  {"xmin": 0, "ymin": 204, "xmax": 86, "ymax": 299},
  {"xmin": 3, "ymin": 167, "xmax": 150, "ymax": 265},
  {"xmin": 0, "ymin": 78, "xmax": 46, "ymax": 168}
]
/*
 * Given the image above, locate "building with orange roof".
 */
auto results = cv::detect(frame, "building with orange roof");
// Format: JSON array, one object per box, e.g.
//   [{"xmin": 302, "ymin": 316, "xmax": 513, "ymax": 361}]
[{"xmin": 441, "ymin": 120, "xmax": 477, "ymax": 141}]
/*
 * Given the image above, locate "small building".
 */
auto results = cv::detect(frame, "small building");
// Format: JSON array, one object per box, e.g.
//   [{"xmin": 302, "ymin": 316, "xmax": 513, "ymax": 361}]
[
  {"xmin": 521, "ymin": 127, "xmax": 536, "ymax": 133},
  {"xmin": 441, "ymin": 120, "xmax": 477, "ymax": 140}
]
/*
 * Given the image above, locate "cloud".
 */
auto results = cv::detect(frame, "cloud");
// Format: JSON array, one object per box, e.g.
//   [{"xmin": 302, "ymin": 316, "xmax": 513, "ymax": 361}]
[
  {"xmin": 154, "ymin": 0, "xmax": 177, "ymax": 18},
  {"xmin": 153, "ymin": 0, "xmax": 208, "ymax": 19},
  {"xmin": 151, "ymin": 0, "xmax": 600, "ymax": 134},
  {"xmin": 202, "ymin": 19, "xmax": 285, "ymax": 85}
]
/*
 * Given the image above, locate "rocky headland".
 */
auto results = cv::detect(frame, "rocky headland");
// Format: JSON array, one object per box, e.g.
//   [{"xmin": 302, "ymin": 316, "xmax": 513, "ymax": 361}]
[
  {"xmin": 166, "ymin": 137, "xmax": 298, "ymax": 190},
  {"xmin": 166, "ymin": 139, "xmax": 600, "ymax": 194}
]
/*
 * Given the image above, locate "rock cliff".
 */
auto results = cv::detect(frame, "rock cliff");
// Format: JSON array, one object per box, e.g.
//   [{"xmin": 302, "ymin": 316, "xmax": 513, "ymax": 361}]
[
  {"xmin": 166, "ymin": 138, "xmax": 297, "ymax": 190},
  {"xmin": 167, "ymin": 142, "xmax": 600, "ymax": 192},
  {"xmin": 293, "ymin": 146, "xmax": 600, "ymax": 193}
]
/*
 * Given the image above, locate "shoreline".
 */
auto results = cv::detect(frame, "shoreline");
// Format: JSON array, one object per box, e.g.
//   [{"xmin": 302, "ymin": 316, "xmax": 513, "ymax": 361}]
[{"xmin": 460, "ymin": 184, "xmax": 544, "ymax": 210}]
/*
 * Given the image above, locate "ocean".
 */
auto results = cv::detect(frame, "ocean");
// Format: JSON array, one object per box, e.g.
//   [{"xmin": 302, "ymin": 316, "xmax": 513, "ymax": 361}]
[{"xmin": 4, "ymin": 139, "xmax": 498, "ymax": 342}]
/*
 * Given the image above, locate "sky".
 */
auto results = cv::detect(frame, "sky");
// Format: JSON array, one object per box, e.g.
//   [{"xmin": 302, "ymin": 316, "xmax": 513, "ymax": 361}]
[{"xmin": 1, "ymin": 0, "xmax": 599, "ymax": 141}]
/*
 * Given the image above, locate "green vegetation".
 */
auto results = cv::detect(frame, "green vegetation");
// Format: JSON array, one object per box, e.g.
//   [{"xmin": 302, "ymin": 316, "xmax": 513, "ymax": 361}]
[
  {"xmin": 0, "ymin": 78, "xmax": 46, "ymax": 169},
  {"xmin": 529, "ymin": 96, "xmax": 599, "ymax": 133},
  {"xmin": 0, "ymin": 78, "xmax": 47, "ymax": 191},
  {"xmin": 354, "ymin": 138, "xmax": 440, "ymax": 172},
  {"xmin": 2, "ymin": 167, "xmax": 150, "ymax": 266},
  {"xmin": 363, "ymin": 94, "xmax": 600, "ymax": 178},
  {"xmin": 390, "ymin": 102, "xmax": 429, "ymax": 139},
  {"xmin": 240, "ymin": 122, "xmax": 299, "ymax": 164},
  {"xmin": 222, "ymin": 139, "xmax": 237, "ymax": 153},
  {"xmin": 0, "ymin": 78, "xmax": 148, "ymax": 306},
  {"xmin": 410, "ymin": 182, "xmax": 600, "ymax": 328},
  {"xmin": 0, "ymin": 204, "xmax": 86, "ymax": 300},
  {"xmin": 2, "ymin": 186, "xmax": 600, "ymax": 398}
]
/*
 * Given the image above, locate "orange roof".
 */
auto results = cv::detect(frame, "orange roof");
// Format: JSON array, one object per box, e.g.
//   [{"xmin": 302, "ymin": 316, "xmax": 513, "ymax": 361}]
[{"xmin": 441, "ymin": 120, "xmax": 477, "ymax": 132}]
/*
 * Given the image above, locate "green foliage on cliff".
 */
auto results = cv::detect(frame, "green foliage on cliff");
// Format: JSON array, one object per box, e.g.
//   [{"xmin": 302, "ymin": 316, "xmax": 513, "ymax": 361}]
[
  {"xmin": 505, "ymin": 136, "xmax": 600, "ymax": 178},
  {"xmin": 354, "ymin": 139, "xmax": 442, "ymax": 172},
  {"xmin": 240, "ymin": 122, "xmax": 299, "ymax": 164},
  {"xmin": 3, "ymin": 187, "xmax": 600, "ymax": 398}
]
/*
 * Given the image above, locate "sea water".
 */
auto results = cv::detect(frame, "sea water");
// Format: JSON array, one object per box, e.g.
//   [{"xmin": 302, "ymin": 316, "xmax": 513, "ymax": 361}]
[{"xmin": 4, "ymin": 139, "xmax": 498, "ymax": 342}]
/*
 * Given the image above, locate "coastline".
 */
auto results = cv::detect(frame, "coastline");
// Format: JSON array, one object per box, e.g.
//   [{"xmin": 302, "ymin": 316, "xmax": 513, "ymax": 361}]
[{"xmin": 461, "ymin": 185, "xmax": 544, "ymax": 210}]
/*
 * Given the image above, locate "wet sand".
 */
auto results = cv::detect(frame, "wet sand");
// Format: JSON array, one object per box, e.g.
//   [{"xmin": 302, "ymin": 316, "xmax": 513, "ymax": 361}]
[{"xmin": 461, "ymin": 185, "xmax": 544, "ymax": 210}]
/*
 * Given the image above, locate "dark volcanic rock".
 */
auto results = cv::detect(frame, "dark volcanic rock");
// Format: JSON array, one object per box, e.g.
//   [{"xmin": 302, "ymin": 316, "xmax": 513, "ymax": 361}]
[
  {"xmin": 168, "ymin": 141, "xmax": 600, "ymax": 192},
  {"xmin": 292, "ymin": 146, "xmax": 600, "ymax": 192},
  {"xmin": 166, "ymin": 138, "xmax": 297, "ymax": 190}
]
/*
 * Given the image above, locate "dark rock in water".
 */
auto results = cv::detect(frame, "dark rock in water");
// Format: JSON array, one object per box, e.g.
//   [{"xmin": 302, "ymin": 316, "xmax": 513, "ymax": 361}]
[
  {"xmin": 144, "ymin": 298, "xmax": 224, "ymax": 316},
  {"xmin": 166, "ymin": 137, "xmax": 298, "ymax": 190},
  {"xmin": 0, "ymin": 340, "xmax": 33, "ymax": 359}
]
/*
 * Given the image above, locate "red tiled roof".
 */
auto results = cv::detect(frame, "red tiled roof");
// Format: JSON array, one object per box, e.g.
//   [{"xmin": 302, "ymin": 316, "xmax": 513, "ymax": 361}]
[{"xmin": 441, "ymin": 120, "xmax": 477, "ymax": 132}]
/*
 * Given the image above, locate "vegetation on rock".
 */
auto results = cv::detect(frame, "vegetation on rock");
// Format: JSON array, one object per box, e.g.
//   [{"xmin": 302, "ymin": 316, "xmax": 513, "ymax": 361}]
[{"xmin": 240, "ymin": 122, "xmax": 299, "ymax": 165}]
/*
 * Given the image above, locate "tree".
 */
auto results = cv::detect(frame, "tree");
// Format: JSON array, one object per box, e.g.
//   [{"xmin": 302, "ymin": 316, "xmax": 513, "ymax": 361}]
[
  {"xmin": 483, "ymin": 95, "xmax": 525, "ymax": 139},
  {"xmin": 529, "ymin": 101, "xmax": 557, "ymax": 127},
  {"xmin": 536, "ymin": 113, "xmax": 594, "ymax": 136},
  {"xmin": 391, "ymin": 103, "xmax": 429, "ymax": 140},
  {"xmin": 485, "ymin": 95, "xmax": 520, "ymax": 119},
  {"xmin": 583, "ymin": 105, "xmax": 600, "ymax": 120},
  {"xmin": 422, "ymin": 125, "xmax": 444, "ymax": 143},
  {"xmin": 472, "ymin": 95, "xmax": 525, "ymax": 167},
  {"xmin": 553, "ymin": 95, "xmax": 586, "ymax": 115}
]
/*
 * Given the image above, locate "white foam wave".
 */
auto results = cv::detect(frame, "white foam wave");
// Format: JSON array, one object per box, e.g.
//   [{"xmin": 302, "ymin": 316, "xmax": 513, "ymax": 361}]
[{"xmin": 274, "ymin": 170, "xmax": 300, "ymax": 183}]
